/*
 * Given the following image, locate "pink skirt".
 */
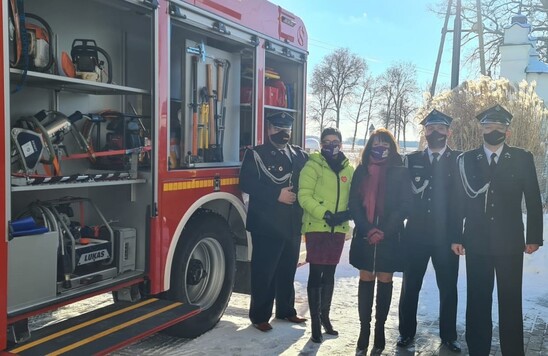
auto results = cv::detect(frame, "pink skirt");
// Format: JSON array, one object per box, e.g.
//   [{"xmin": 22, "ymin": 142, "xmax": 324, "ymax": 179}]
[{"xmin": 305, "ymin": 232, "xmax": 346, "ymax": 265}]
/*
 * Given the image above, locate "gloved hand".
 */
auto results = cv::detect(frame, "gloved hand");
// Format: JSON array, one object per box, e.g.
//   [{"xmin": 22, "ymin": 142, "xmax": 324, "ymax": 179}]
[
  {"xmin": 332, "ymin": 210, "xmax": 352, "ymax": 225},
  {"xmin": 323, "ymin": 210, "xmax": 337, "ymax": 227},
  {"xmin": 367, "ymin": 228, "xmax": 384, "ymax": 245}
]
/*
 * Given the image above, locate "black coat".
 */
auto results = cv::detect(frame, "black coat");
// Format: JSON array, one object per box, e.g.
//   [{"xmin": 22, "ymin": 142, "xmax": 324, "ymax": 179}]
[
  {"xmin": 404, "ymin": 148, "xmax": 462, "ymax": 245},
  {"xmin": 455, "ymin": 144, "xmax": 543, "ymax": 255},
  {"xmin": 349, "ymin": 158, "xmax": 413, "ymax": 271},
  {"xmin": 240, "ymin": 142, "xmax": 308, "ymax": 239}
]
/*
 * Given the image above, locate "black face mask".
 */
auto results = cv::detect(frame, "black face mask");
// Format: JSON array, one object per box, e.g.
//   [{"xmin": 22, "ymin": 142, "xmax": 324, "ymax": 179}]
[
  {"xmin": 270, "ymin": 131, "xmax": 290, "ymax": 145},
  {"xmin": 425, "ymin": 130, "xmax": 447, "ymax": 149},
  {"xmin": 483, "ymin": 130, "xmax": 506, "ymax": 146},
  {"xmin": 321, "ymin": 142, "xmax": 340, "ymax": 158}
]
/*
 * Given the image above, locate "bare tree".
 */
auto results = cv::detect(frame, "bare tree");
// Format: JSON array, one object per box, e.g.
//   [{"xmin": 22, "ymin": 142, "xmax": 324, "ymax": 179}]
[
  {"xmin": 347, "ymin": 75, "xmax": 379, "ymax": 150},
  {"xmin": 310, "ymin": 48, "xmax": 367, "ymax": 128},
  {"xmin": 398, "ymin": 97, "xmax": 417, "ymax": 150},
  {"xmin": 378, "ymin": 62, "xmax": 418, "ymax": 139},
  {"xmin": 431, "ymin": 0, "xmax": 548, "ymax": 76},
  {"xmin": 307, "ymin": 82, "xmax": 334, "ymax": 136},
  {"xmin": 362, "ymin": 76, "xmax": 381, "ymax": 145}
]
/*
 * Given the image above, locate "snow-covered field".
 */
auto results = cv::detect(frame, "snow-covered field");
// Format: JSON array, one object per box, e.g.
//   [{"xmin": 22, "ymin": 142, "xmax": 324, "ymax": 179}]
[
  {"xmin": 28, "ymin": 211, "xmax": 547, "ymax": 355},
  {"xmin": 110, "ymin": 216, "xmax": 548, "ymax": 355}
]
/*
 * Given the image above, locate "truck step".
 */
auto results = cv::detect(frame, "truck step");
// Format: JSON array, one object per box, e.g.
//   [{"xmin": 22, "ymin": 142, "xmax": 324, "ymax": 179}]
[{"xmin": 7, "ymin": 298, "xmax": 200, "ymax": 356}]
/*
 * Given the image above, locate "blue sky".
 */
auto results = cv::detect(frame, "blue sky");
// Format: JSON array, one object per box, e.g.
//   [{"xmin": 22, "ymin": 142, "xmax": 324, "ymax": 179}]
[
  {"xmin": 272, "ymin": 0, "xmax": 456, "ymax": 90},
  {"xmin": 270, "ymin": 0, "xmax": 468, "ymax": 140}
]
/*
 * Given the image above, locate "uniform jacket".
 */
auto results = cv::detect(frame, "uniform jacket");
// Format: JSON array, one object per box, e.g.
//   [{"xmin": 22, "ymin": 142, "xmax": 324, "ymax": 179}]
[
  {"xmin": 455, "ymin": 144, "xmax": 543, "ymax": 255},
  {"xmin": 240, "ymin": 142, "xmax": 308, "ymax": 239},
  {"xmin": 405, "ymin": 147, "xmax": 462, "ymax": 245},
  {"xmin": 298, "ymin": 152, "xmax": 354, "ymax": 234},
  {"xmin": 349, "ymin": 157, "xmax": 413, "ymax": 241}
]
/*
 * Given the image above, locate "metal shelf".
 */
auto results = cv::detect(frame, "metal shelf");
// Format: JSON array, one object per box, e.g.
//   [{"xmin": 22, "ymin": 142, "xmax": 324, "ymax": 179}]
[
  {"xmin": 95, "ymin": 0, "xmax": 157, "ymax": 11},
  {"xmin": 11, "ymin": 178, "xmax": 147, "ymax": 192},
  {"xmin": 10, "ymin": 69, "xmax": 150, "ymax": 95},
  {"xmin": 264, "ymin": 105, "xmax": 297, "ymax": 113}
]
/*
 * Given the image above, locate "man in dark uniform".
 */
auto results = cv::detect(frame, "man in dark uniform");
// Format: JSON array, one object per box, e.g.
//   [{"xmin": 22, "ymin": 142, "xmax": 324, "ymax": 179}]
[
  {"xmin": 452, "ymin": 104, "xmax": 543, "ymax": 356},
  {"xmin": 397, "ymin": 109, "xmax": 461, "ymax": 353},
  {"xmin": 239, "ymin": 112, "xmax": 308, "ymax": 332}
]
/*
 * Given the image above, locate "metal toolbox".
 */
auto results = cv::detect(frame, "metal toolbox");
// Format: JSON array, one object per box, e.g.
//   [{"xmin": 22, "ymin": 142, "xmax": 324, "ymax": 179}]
[
  {"xmin": 8, "ymin": 231, "xmax": 59, "ymax": 312},
  {"xmin": 114, "ymin": 227, "xmax": 136, "ymax": 273}
]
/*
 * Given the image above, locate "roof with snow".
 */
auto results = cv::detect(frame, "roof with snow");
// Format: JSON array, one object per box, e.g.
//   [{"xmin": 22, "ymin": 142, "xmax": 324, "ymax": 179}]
[{"xmin": 526, "ymin": 59, "xmax": 548, "ymax": 73}]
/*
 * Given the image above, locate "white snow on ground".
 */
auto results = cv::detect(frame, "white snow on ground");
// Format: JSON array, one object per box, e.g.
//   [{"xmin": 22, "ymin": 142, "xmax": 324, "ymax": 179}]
[
  {"xmin": 31, "ymin": 214, "xmax": 547, "ymax": 355},
  {"xmin": 112, "ymin": 215, "xmax": 548, "ymax": 355}
]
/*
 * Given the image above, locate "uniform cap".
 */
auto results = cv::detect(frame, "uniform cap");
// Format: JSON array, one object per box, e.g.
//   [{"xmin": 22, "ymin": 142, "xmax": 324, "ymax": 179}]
[
  {"xmin": 266, "ymin": 112, "xmax": 294, "ymax": 128},
  {"xmin": 476, "ymin": 104, "xmax": 512, "ymax": 125},
  {"xmin": 419, "ymin": 109, "xmax": 453, "ymax": 126}
]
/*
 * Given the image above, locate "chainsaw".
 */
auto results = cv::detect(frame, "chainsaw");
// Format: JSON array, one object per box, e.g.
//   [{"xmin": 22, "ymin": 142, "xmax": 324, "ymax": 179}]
[
  {"xmin": 8, "ymin": 0, "xmax": 54, "ymax": 72},
  {"xmin": 62, "ymin": 39, "xmax": 113, "ymax": 84}
]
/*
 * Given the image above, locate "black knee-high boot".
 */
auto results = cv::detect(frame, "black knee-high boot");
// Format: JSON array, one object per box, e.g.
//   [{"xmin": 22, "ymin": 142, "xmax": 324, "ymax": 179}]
[
  {"xmin": 356, "ymin": 280, "xmax": 375, "ymax": 355},
  {"xmin": 374, "ymin": 281, "xmax": 393, "ymax": 350},
  {"xmin": 320, "ymin": 283, "xmax": 338, "ymax": 335},
  {"xmin": 307, "ymin": 287, "xmax": 323, "ymax": 343}
]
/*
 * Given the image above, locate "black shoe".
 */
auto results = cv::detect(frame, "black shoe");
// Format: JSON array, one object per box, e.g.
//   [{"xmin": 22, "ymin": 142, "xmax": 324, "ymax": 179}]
[
  {"xmin": 310, "ymin": 334, "xmax": 323, "ymax": 343},
  {"xmin": 396, "ymin": 335, "xmax": 414, "ymax": 347},
  {"xmin": 442, "ymin": 340, "xmax": 462, "ymax": 353},
  {"xmin": 278, "ymin": 315, "xmax": 307, "ymax": 323},
  {"xmin": 355, "ymin": 347, "xmax": 367, "ymax": 356},
  {"xmin": 253, "ymin": 322, "xmax": 273, "ymax": 332}
]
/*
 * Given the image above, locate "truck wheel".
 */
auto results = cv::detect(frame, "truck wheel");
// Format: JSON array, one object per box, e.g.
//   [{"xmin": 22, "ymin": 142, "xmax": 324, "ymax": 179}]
[{"xmin": 165, "ymin": 213, "xmax": 235, "ymax": 338}]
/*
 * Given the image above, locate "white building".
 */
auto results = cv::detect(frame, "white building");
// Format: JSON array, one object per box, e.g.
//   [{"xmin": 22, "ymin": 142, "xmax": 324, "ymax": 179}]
[
  {"xmin": 500, "ymin": 15, "xmax": 548, "ymax": 199},
  {"xmin": 500, "ymin": 15, "xmax": 548, "ymax": 101}
]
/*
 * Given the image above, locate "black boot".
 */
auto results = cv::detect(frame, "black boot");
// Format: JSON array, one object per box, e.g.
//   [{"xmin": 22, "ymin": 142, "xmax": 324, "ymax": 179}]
[
  {"xmin": 307, "ymin": 287, "xmax": 323, "ymax": 343},
  {"xmin": 373, "ymin": 281, "xmax": 393, "ymax": 351},
  {"xmin": 320, "ymin": 283, "xmax": 338, "ymax": 336},
  {"xmin": 356, "ymin": 280, "xmax": 375, "ymax": 354}
]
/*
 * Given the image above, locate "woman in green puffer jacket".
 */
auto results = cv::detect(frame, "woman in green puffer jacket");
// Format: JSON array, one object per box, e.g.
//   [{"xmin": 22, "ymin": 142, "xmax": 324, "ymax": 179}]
[{"xmin": 298, "ymin": 127, "xmax": 354, "ymax": 344}]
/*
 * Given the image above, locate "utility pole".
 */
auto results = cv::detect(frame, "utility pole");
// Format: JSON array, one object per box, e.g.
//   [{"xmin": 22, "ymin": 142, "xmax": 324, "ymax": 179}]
[
  {"xmin": 451, "ymin": 0, "xmax": 462, "ymax": 89},
  {"xmin": 476, "ymin": 0, "xmax": 487, "ymax": 75},
  {"xmin": 430, "ymin": 0, "xmax": 453, "ymax": 97}
]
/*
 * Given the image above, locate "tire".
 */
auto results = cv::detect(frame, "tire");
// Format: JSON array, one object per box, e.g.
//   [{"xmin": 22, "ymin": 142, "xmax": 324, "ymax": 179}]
[{"xmin": 164, "ymin": 213, "xmax": 235, "ymax": 338}]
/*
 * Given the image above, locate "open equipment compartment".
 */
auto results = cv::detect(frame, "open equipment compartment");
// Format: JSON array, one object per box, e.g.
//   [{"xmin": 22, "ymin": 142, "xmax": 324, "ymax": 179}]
[{"xmin": 7, "ymin": 0, "xmax": 154, "ymax": 315}]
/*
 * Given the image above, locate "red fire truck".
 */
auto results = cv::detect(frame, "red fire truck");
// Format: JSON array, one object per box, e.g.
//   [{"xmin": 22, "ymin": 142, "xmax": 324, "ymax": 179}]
[{"xmin": 1, "ymin": 0, "xmax": 307, "ymax": 354}]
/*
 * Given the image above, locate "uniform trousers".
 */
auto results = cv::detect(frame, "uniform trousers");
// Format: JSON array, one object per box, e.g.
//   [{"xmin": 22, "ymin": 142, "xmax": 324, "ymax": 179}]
[
  {"xmin": 465, "ymin": 252, "xmax": 524, "ymax": 356},
  {"xmin": 399, "ymin": 242, "xmax": 459, "ymax": 341},
  {"xmin": 249, "ymin": 232, "xmax": 301, "ymax": 324}
]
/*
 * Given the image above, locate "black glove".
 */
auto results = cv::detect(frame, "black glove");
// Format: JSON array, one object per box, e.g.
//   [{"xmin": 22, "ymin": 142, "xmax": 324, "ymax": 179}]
[
  {"xmin": 323, "ymin": 210, "xmax": 337, "ymax": 227},
  {"xmin": 332, "ymin": 210, "xmax": 352, "ymax": 225}
]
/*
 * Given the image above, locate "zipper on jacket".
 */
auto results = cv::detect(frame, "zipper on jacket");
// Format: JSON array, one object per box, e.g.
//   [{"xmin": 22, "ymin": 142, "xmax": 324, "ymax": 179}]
[{"xmin": 332, "ymin": 171, "xmax": 341, "ymax": 234}]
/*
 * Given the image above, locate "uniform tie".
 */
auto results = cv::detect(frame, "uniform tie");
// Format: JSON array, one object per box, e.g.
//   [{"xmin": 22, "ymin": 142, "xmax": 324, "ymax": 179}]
[
  {"xmin": 431, "ymin": 152, "xmax": 440, "ymax": 169},
  {"xmin": 280, "ymin": 149, "xmax": 291, "ymax": 163},
  {"xmin": 490, "ymin": 153, "xmax": 497, "ymax": 175}
]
